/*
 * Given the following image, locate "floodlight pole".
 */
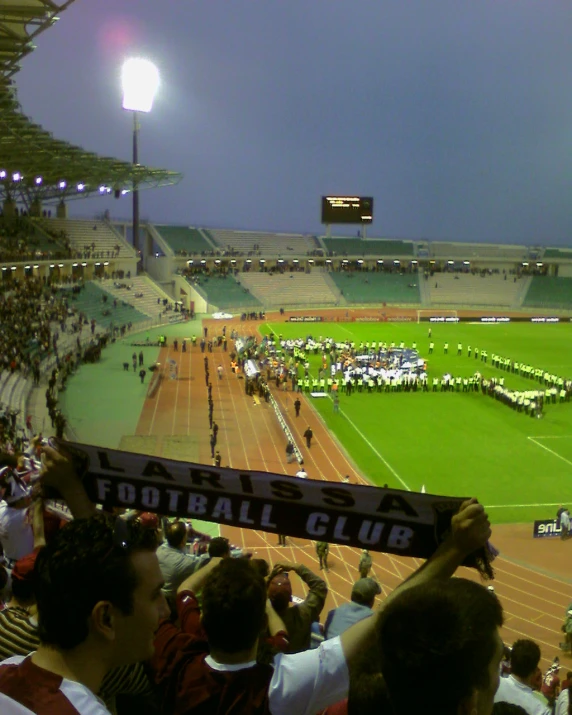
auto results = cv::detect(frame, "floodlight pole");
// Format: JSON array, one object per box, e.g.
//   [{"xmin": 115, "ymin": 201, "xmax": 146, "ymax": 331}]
[{"xmin": 132, "ymin": 110, "xmax": 141, "ymax": 270}]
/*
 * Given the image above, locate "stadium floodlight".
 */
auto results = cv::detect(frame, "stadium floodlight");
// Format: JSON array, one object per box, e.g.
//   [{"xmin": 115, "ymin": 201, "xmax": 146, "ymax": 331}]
[
  {"xmin": 260, "ymin": 259, "xmax": 266, "ymax": 263},
  {"xmin": 24, "ymin": 266, "xmax": 30, "ymax": 270},
  {"xmin": 536, "ymin": 262, "xmax": 543, "ymax": 266},
  {"xmin": 33, "ymin": 265, "xmax": 39, "ymax": 269},
  {"xmin": 357, "ymin": 259, "xmax": 363, "ymax": 264},
  {"xmin": 215, "ymin": 259, "xmax": 221, "ymax": 264},
  {"xmin": 0, "ymin": 171, "xmax": 5, "ymax": 179},
  {"xmin": 81, "ymin": 262, "xmax": 87, "ymax": 267},
  {"xmin": 104, "ymin": 261, "xmax": 109, "ymax": 265},
  {"xmin": 49, "ymin": 264, "xmax": 55, "ymax": 268},
  {"xmin": 35, "ymin": 177, "xmax": 43, "ymax": 185},
  {"xmin": 77, "ymin": 183, "xmax": 85, "ymax": 192},
  {"xmin": 12, "ymin": 173, "xmax": 21, "ymax": 182},
  {"xmin": 99, "ymin": 185, "xmax": 106, "ymax": 193},
  {"xmin": 447, "ymin": 260, "xmax": 454, "ymax": 265},
  {"xmin": 121, "ymin": 58, "xmax": 160, "ymax": 113},
  {"xmin": 58, "ymin": 264, "xmax": 64, "ymax": 268},
  {"xmin": 72, "ymin": 263, "xmax": 78, "ymax": 267},
  {"xmin": 11, "ymin": 267, "xmax": 16, "ymax": 271},
  {"xmin": 377, "ymin": 259, "xmax": 383, "ymax": 264},
  {"xmin": 200, "ymin": 260, "xmax": 206, "ymax": 264},
  {"xmin": 59, "ymin": 180, "xmax": 66, "ymax": 190},
  {"xmin": 122, "ymin": 58, "xmax": 159, "ymax": 265},
  {"xmin": 1, "ymin": 267, "xmax": 6, "ymax": 271},
  {"xmin": 463, "ymin": 261, "xmax": 470, "ymax": 265}
]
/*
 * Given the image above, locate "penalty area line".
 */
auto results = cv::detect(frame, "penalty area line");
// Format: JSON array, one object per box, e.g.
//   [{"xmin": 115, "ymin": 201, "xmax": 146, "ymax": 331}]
[
  {"xmin": 528, "ymin": 437, "xmax": 572, "ymax": 469},
  {"xmin": 338, "ymin": 406, "xmax": 411, "ymax": 491}
]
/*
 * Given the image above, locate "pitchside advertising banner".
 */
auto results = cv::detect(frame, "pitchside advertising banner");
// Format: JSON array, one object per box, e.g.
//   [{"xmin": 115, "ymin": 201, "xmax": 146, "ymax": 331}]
[
  {"xmin": 49, "ymin": 440, "xmax": 471, "ymax": 560},
  {"xmin": 424, "ymin": 316, "xmax": 571, "ymax": 323},
  {"xmin": 533, "ymin": 518, "xmax": 562, "ymax": 538}
]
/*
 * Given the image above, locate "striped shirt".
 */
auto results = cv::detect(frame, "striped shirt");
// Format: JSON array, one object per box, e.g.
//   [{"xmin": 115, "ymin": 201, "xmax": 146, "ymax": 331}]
[{"xmin": 0, "ymin": 607, "xmax": 153, "ymax": 705}]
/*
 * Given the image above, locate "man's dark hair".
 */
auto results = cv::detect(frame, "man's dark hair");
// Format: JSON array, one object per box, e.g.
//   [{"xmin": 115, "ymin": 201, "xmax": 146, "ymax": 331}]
[
  {"xmin": 34, "ymin": 514, "xmax": 158, "ymax": 650},
  {"xmin": 166, "ymin": 521, "xmax": 187, "ymax": 548},
  {"xmin": 510, "ymin": 640, "xmax": 541, "ymax": 679},
  {"xmin": 11, "ymin": 575, "xmax": 35, "ymax": 604},
  {"xmin": 201, "ymin": 559, "xmax": 266, "ymax": 654},
  {"xmin": 492, "ymin": 704, "xmax": 528, "ymax": 715},
  {"xmin": 376, "ymin": 578, "xmax": 504, "ymax": 715},
  {"xmin": 208, "ymin": 536, "xmax": 230, "ymax": 558}
]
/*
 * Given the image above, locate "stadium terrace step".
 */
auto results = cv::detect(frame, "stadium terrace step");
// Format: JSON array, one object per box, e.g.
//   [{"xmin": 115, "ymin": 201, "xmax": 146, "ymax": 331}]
[
  {"xmin": 523, "ymin": 276, "xmax": 572, "ymax": 310},
  {"xmin": 239, "ymin": 272, "xmax": 339, "ymax": 307},
  {"xmin": 428, "ymin": 273, "xmax": 524, "ymax": 307},
  {"xmin": 329, "ymin": 272, "xmax": 421, "ymax": 304},
  {"xmin": 154, "ymin": 226, "xmax": 213, "ymax": 256},
  {"xmin": 208, "ymin": 228, "xmax": 318, "ymax": 257},
  {"xmin": 42, "ymin": 218, "xmax": 136, "ymax": 259}
]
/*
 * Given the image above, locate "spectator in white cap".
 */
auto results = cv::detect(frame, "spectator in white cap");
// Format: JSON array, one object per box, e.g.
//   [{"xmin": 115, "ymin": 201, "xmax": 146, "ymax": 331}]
[
  {"xmin": 324, "ymin": 577, "xmax": 382, "ymax": 639},
  {"xmin": 295, "ymin": 467, "xmax": 308, "ymax": 479}
]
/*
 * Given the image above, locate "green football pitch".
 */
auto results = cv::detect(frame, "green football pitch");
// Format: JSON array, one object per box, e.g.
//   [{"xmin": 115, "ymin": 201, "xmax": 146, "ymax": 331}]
[{"xmin": 262, "ymin": 321, "xmax": 572, "ymax": 524}]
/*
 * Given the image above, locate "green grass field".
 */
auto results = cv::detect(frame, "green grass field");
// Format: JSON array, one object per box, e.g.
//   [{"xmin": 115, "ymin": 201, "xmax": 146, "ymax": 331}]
[{"xmin": 262, "ymin": 321, "xmax": 572, "ymax": 524}]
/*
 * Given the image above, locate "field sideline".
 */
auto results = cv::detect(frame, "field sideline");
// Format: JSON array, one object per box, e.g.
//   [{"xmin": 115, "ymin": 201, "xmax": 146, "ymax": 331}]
[{"xmin": 262, "ymin": 321, "xmax": 572, "ymax": 524}]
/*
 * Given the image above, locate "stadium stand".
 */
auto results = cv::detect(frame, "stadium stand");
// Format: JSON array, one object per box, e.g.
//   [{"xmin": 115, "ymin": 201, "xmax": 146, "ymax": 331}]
[
  {"xmin": 0, "ymin": 217, "xmax": 69, "ymax": 262},
  {"xmin": 188, "ymin": 274, "xmax": 262, "ymax": 310},
  {"xmin": 522, "ymin": 276, "xmax": 572, "ymax": 310},
  {"xmin": 428, "ymin": 273, "xmax": 526, "ymax": 307},
  {"xmin": 239, "ymin": 271, "xmax": 340, "ymax": 307},
  {"xmin": 429, "ymin": 241, "xmax": 528, "ymax": 260},
  {"xmin": 98, "ymin": 275, "xmax": 176, "ymax": 320},
  {"xmin": 323, "ymin": 237, "xmax": 414, "ymax": 257},
  {"xmin": 42, "ymin": 218, "xmax": 136, "ymax": 259},
  {"xmin": 208, "ymin": 228, "xmax": 319, "ymax": 256},
  {"xmin": 154, "ymin": 225, "xmax": 214, "ymax": 256},
  {"xmin": 64, "ymin": 281, "xmax": 148, "ymax": 329},
  {"xmin": 329, "ymin": 271, "xmax": 421, "ymax": 304},
  {"xmin": 544, "ymin": 248, "xmax": 572, "ymax": 259}
]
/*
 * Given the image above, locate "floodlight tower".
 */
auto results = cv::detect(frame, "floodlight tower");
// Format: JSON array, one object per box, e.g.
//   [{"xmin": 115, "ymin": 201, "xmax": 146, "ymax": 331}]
[{"xmin": 121, "ymin": 58, "xmax": 160, "ymax": 267}]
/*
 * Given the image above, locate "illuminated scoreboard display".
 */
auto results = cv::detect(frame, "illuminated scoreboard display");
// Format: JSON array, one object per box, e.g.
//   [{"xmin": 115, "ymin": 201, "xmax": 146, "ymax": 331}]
[{"xmin": 321, "ymin": 196, "xmax": 374, "ymax": 225}]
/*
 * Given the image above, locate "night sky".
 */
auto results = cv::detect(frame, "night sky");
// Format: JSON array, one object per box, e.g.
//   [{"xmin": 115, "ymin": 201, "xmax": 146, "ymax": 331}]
[{"xmin": 15, "ymin": 0, "xmax": 572, "ymax": 245}]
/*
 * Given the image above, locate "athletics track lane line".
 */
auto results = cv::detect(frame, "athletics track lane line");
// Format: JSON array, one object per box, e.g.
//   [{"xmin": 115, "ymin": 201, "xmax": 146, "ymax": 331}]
[{"xmin": 198, "ymin": 321, "xmax": 568, "ymax": 663}]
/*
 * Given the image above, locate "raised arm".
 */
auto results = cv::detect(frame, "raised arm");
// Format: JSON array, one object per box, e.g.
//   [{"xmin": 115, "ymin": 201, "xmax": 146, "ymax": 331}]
[
  {"xmin": 176, "ymin": 556, "xmax": 222, "ymax": 595},
  {"xmin": 39, "ymin": 444, "xmax": 97, "ymax": 519},
  {"xmin": 339, "ymin": 498, "xmax": 491, "ymax": 668}
]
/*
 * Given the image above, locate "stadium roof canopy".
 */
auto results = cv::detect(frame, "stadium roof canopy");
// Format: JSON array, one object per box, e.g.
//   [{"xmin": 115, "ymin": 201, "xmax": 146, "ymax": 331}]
[{"xmin": 0, "ymin": 0, "xmax": 182, "ymax": 205}]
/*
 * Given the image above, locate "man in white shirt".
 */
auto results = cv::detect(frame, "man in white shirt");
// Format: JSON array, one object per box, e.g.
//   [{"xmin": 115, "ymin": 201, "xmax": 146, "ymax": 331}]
[
  {"xmin": 0, "ymin": 467, "xmax": 33, "ymax": 565},
  {"xmin": 495, "ymin": 639, "xmax": 551, "ymax": 715},
  {"xmin": 295, "ymin": 468, "xmax": 308, "ymax": 479}
]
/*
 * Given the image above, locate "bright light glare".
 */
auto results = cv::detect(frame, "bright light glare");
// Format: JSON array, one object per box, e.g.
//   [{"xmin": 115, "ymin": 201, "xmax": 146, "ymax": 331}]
[
  {"xmin": 35, "ymin": 177, "xmax": 43, "ymax": 185},
  {"xmin": 122, "ymin": 58, "xmax": 160, "ymax": 113},
  {"xmin": 59, "ymin": 180, "xmax": 66, "ymax": 189},
  {"xmin": 77, "ymin": 183, "xmax": 85, "ymax": 192},
  {"xmin": 12, "ymin": 173, "xmax": 21, "ymax": 182}
]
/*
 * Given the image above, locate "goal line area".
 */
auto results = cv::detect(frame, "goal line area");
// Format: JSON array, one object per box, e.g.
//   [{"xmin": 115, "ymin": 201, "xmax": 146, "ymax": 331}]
[{"xmin": 416, "ymin": 309, "xmax": 458, "ymax": 324}]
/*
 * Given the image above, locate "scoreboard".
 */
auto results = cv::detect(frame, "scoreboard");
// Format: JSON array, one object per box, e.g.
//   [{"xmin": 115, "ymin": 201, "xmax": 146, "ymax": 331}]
[{"xmin": 321, "ymin": 196, "xmax": 374, "ymax": 225}]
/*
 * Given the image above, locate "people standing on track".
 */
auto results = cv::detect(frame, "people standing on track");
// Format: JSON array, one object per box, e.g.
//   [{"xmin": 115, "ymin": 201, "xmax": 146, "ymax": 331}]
[
  {"xmin": 294, "ymin": 398, "xmax": 301, "ymax": 417},
  {"xmin": 277, "ymin": 533, "xmax": 287, "ymax": 546},
  {"xmin": 138, "ymin": 351, "xmax": 144, "ymax": 366},
  {"xmin": 316, "ymin": 542, "xmax": 329, "ymax": 572},
  {"xmin": 358, "ymin": 549, "xmax": 373, "ymax": 579},
  {"xmin": 333, "ymin": 392, "xmax": 339, "ymax": 413},
  {"xmin": 303, "ymin": 427, "xmax": 313, "ymax": 448},
  {"xmin": 139, "ymin": 368, "xmax": 146, "ymax": 384},
  {"xmin": 214, "ymin": 451, "xmax": 222, "ymax": 468},
  {"xmin": 217, "ymin": 365, "xmax": 223, "ymax": 380},
  {"xmin": 286, "ymin": 442, "xmax": 295, "ymax": 464},
  {"xmin": 210, "ymin": 432, "xmax": 216, "ymax": 458}
]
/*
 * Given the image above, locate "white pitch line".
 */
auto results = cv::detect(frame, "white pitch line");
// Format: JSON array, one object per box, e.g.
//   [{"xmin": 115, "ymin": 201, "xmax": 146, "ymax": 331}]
[
  {"xmin": 338, "ymin": 406, "xmax": 411, "ymax": 491},
  {"xmin": 528, "ymin": 437, "xmax": 572, "ymax": 469},
  {"xmin": 486, "ymin": 503, "xmax": 563, "ymax": 509}
]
